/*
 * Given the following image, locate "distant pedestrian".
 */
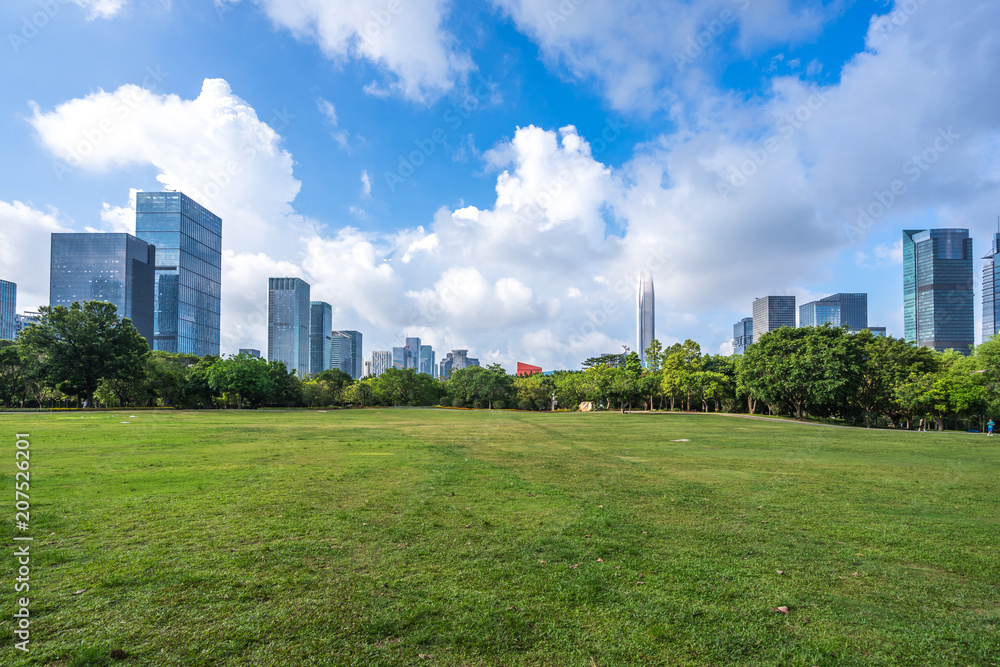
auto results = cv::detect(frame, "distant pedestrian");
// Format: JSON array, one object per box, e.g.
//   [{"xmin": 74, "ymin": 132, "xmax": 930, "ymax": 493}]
[
  {"xmin": 988, "ymin": 419, "xmax": 995, "ymax": 436},
  {"xmin": 918, "ymin": 417, "xmax": 925, "ymax": 432}
]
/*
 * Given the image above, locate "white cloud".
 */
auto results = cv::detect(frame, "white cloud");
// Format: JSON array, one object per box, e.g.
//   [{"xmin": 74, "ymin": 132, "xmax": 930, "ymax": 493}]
[
  {"xmin": 491, "ymin": 0, "xmax": 834, "ymax": 110},
  {"xmin": 244, "ymin": 0, "xmax": 473, "ymax": 103},
  {"xmin": 0, "ymin": 201, "xmax": 72, "ymax": 313},
  {"xmin": 360, "ymin": 170, "xmax": 372, "ymax": 197},
  {"xmin": 317, "ymin": 97, "xmax": 349, "ymax": 148},
  {"xmin": 74, "ymin": 0, "xmax": 129, "ymax": 20},
  {"xmin": 29, "ymin": 78, "xmax": 309, "ymax": 257}
]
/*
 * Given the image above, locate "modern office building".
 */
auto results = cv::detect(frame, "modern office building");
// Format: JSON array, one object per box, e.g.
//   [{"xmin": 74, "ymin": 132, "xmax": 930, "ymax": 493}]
[
  {"xmin": 404, "ymin": 337, "xmax": 421, "ymax": 370},
  {"xmin": 371, "ymin": 350, "xmax": 391, "ymax": 377},
  {"xmin": 15, "ymin": 312, "xmax": 40, "ymax": 338},
  {"xmin": 517, "ymin": 362, "xmax": 542, "ymax": 376},
  {"xmin": 267, "ymin": 277, "xmax": 311, "ymax": 375},
  {"xmin": 49, "ymin": 233, "xmax": 156, "ymax": 344},
  {"xmin": 332, "ymin": 330, "xmax": 363, "ymax": 378},
  {"xmin": 983, "ymin": 233, "xmax": 1000, "ymax": 341},
  {"xmin": 752, "ymin": 296, "xmax": 796, "ymax": 339},
  {"xmin": 392, "ymin": 346, "xmax": 405, "ymax": 370},
  {"xmin": 903, "ymin": 229, "xmax": 974, "ymax": 353},
  {"xmin": 238, "ymin": 348, "xmax": 261, "ymax": 357},
  {"xmin": 732, "ymin": 317, "xmax": 753, "ymax": 355},
  {"xmin": 799, "ymin": 293, "xmax": 868, "ymax": 329},
  {"xmin": 135, "ymin": 191, "xmax": 221, "ymax": 356},
  {"xmin": 0, "ymin": 280, "xmax": 16, "ymax": 341},
  {"xmin": 439, "ymin": 349, "xmax": 479, "ymax": 378},
  {"xmin": 419, "ymin": 345, "xmax": 435, "ymax": 377},
  {"xmin": 309, "ymin": 301, "xmax": 333, "ymax": 375},
  {"xmin": 636, "ymin": 271, "xmax": 655, "ymax": 365}
]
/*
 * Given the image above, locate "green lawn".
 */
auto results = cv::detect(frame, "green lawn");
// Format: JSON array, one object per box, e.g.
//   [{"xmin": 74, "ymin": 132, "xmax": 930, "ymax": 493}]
[{"xmin": 1, "ymin": 409, "xmax": 998, "ymax": 666}]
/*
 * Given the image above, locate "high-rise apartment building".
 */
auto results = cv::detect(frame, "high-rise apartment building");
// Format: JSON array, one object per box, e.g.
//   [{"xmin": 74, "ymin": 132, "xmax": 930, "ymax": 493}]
[
  {"xmin": 309, "ymin": 301, "xmax": 333, "ymax": 375},
  {"xmin": 983, "ymin": 233, "xmax": 1000, "ymax": 341},
  {"xmin": 799, "ymin": 293, "xmax": 868, "ymax": 329},
  {"xmin": 371, "ymin": 350, "xmax": 391, "ymax": 377},
  {"xmin": 0, "ymin": 280, "xmax": 16, "ymax": 341},
  {"xmin": 732, "ymin": 317, "xmax": 753, "ymax": 355},
  {"xmin": 637, "ymin": 271, "xmax": 655, "ymax": 365},
  {"xmin": 49, "ymin": 233, "xmax": 156, "ymax": 344},
  {"xmin": 904, "ymin": 229, "xmax": 974, "ymax": 353},
  {"xmin": 752, "ymin": 296, "xmax": 796, "ymax": 340},
  {"xmin": 135, "ymin": 191, "xmax": 221, "ymax": 356},
  {"xmin": 268, "ymin": 277, "xmax": 311, "ymax": 375}
]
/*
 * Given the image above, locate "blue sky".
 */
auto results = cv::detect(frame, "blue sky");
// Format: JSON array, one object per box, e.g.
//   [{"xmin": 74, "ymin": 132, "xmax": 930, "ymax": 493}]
[{"xmin": 2, "ymin": 0, "xmax": 998, "ymax": 369}]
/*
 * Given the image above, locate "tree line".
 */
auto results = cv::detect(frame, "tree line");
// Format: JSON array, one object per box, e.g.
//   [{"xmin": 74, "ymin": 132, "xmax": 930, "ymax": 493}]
[{"xmin": 4, "ymin": 301, "xmax": 1000, "ymax": 430}]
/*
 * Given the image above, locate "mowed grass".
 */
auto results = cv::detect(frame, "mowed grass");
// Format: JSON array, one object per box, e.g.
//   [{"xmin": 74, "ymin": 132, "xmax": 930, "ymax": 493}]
[{"xmin": 1, "ymin": 409, "xmax": 998, "ymax": 666}]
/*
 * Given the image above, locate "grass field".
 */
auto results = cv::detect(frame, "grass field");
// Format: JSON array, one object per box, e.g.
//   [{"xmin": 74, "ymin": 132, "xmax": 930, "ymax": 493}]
[{"xmin": 1, "ymin": 409, "xmax": 998, "ymax": 666}]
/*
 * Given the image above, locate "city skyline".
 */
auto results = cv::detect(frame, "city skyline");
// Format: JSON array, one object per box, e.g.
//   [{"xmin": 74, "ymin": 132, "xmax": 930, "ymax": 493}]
[{"xmin": 2, "ymin": 1, "xmax": 1000, "ymax": 368}]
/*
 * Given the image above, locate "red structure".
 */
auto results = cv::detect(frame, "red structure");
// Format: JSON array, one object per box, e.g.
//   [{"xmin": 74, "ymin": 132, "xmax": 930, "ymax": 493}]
[{"xmin": 516, "ymin": 362, "xmax": 542, "ymax": 377}]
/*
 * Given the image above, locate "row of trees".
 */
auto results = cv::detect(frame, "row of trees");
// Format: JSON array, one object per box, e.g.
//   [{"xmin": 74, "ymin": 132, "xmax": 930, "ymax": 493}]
[{"xmin": 5, "ymin": 301, "xmax": 1000, "ymax": 430}]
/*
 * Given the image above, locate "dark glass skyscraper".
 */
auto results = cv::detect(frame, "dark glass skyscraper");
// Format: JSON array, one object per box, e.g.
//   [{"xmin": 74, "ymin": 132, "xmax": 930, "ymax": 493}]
[
  {"xmin": 637, "ymin": 271, "xmax": 654, "ymax": 364},
  {"xmin": 903, "ymin": 229, "xmax": 974, "ymax": 354},
  {"xmin": 49, "ymin": 233, "xmax": 156, "ymax": 344},
  {"xmin": 0, "ymin": 279, "xmax": 16, "ymax": 341},
  {"xmin": 309, "ymin": 301, "xmax": 333, "ymax": 375},
  {"xmin": 268, "ymin": 277, "xmax": 311, "ymax": 375},
  {"xmin": 135, "ymin": 191, "xmax": 221, "ymax": 356},
  {"xmin": 752, "ymin": 296, "xmax": 796, "ymax": 339},
  {"xmin": 983, "ymin": 233, "xmax": 1000, "ymax": 341}
]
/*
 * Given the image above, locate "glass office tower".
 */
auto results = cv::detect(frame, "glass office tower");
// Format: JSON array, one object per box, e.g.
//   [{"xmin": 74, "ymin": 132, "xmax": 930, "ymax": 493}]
[
  {"xmin": 135, "ymin": 192, "xmax": 221, "ymax": 356},
  {"xmin": 268, "ymin": 277, "xmax": 311, "ymax": 375},
  {"xmin": 309, "ymin": 301, "xmax": 333, "ymax": 375},
  {"xmin": 332, "ymin": 330, "xmax": 363, "ymax": 379},
  {"xmin": 983, "ymin": 233, "xmax": 1000, "ymax": 341},
  {"xmin": 49, "ymin": 233, "xmax": 156, "ymax": 344},
  {"xmin": 636, "ymin": 271, "xmax": 655, "ymax": 365},
  {"xmin": 0, "ymin": 280, "xmax": 16, "ymax": 341},
  {"xmin": 799, "ymin": 293, "xmax": 868, "ymax": 329},
  {"xmin": 752, "ymin": 296, "xmax": 796, "ymax": 340},
  {"xmin": 420, "ymin": 344, "xmax": 435, "ymax": 376},
  {"xmin": 903, "ymin": 229, "xmax": 974, "ymax": 354}
]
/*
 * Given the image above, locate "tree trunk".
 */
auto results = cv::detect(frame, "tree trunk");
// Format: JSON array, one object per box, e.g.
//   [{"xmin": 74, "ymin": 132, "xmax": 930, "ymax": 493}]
[{"xmin": 934, "ymin": 415, "xmax": 944, "ymax": 431}]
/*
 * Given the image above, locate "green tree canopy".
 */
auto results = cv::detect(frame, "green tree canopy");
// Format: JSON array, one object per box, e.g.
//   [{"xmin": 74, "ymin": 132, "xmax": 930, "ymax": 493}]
[{"xmin": 18, "ymin": 301, "xmax": 150, "ymax": 406}]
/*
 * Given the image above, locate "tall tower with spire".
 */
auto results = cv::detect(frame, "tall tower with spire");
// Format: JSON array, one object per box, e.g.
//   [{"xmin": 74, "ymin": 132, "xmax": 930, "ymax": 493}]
[{"xmin": 637, "ymin": 271, "xmax": 655, "ymax": 365}]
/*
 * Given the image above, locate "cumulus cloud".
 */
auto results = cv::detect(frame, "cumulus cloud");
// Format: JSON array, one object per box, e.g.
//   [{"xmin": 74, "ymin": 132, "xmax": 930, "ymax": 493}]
[
  {"xmin": 29, "ymin": 77, "xmax": 309, "ymax": 256},
  {"xmin": 0, "ymin": 201, "xmax": 72, "ymax": 312},
  {"xmin": 242, "ymin": 0, "xmax": 473, "ymax": 102}
]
